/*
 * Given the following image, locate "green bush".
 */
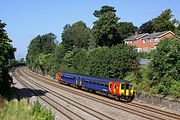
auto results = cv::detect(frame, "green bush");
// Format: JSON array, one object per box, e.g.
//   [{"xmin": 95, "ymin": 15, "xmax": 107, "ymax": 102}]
[{"xmin": 32, "ymin": 100, "xmax": 54, "ymax": 120}]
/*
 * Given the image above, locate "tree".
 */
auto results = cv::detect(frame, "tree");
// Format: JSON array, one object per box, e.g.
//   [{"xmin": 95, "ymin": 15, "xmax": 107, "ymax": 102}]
[
  {"xmin": 62, "ymin": 21, "xmax": 90, "ymax": 51},
  {"xmin": 0, "ymin": 20, "xmax": 16, "ymax": 94},
  {"xmin": 139, "ymin": 9, "xmax": 178, "ymax": 33},
  {"xmin": 117, "ymin": 22, "xmax": 138, "ymax": 40},
  {"xmin": 54, "ymin": 44, "xmax": 66, "ymax": 71},
  {"xmin": 87, "ymin": 45, "xmax": 138, "ymax": 79},
  {"xmin": 91, "ymin": 5, "xmax": 120, "ymax": 47},
  {"xmin": 148, "ymin": 38, "xmax": 180, "ymax": 95},
  {"xmin": 139, "ymin": 20, "xmax": 153, "ymax": 33},
  {"xmin": 152, "ymin": 9, "xmax": 177, "ymax": 32},
  {"xmin": 26, "ymin": 33, "xmax": 56, "ymax": 70}
]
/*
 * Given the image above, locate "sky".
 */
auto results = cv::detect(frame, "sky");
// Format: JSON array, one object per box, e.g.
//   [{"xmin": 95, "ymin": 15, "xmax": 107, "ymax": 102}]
[{"xmin": 0, "ymin": 0, "xmax": 180, "ymax": 60}]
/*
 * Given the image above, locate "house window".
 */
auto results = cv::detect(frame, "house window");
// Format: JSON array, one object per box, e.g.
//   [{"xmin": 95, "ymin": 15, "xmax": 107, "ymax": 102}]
[
  {"xmin": 151, "ymin": 38, "xmax": 154, "ymax": 42},
  {"xmin": 143, "ymin": 38, "xmax": 148, "ymax": 43},
  {"xmin": 145, "ymin": 38, "xmax": 148, "ymax": 43},
  {"xmin": 155, "ymin": 38, "xmax": 159, "ymax": 42}
]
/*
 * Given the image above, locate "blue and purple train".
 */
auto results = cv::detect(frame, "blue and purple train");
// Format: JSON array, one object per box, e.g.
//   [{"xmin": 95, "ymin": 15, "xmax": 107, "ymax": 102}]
[{"xmin": 57, "ymin": 71, "xmax": 135, "ymax": 101}]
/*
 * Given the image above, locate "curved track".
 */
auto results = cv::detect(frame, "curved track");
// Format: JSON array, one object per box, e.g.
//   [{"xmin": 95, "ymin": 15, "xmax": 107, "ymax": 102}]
[{"xmin": 16, "ymin": 67, "xmax": 180, "ymax": 120}]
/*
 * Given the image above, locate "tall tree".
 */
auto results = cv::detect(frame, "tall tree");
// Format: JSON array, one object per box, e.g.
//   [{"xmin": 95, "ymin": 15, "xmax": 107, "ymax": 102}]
[
  {"xmin": 26, "ymin": 33, "xmax": 56, "ymax": 69},
  {"xmin": 139, "ymin": 9, "xmax": 177, "ymax": 33},
  {"xmin": 148, "ymin": 38, "xmax": 180, "ymax": 95},
  {"xmin": 152, "ymin": 9, "xmax": 177, "ymax": 32},
  {"xmin": 62, "ymin": 21, "xmax": 90, "ymax": 51},
  {"xmin": 91, "ymin": 6, "xmax": 120, "ymax": 47},
  {"xmin": 139, "ymin": 20, "xmax": 153, "ymax": 33},
  {"xmin": 117, "ymin": 22, "xmax": 138, "ymax": 40},
  {"xmin": 0, "ymin": 20, "xmax": 16, "ymax": 94}
]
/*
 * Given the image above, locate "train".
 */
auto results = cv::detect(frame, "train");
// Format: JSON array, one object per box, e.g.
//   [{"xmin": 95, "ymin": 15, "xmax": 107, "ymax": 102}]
[{"xmin": 57, "ymin": 71, "xmax": 135, "ymax": 102}]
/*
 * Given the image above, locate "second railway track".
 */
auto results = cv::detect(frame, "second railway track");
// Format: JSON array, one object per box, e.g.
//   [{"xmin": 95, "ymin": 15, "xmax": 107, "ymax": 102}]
[{"xmin": 18, "ymin": 67, "xmax": 180, "ymax": 120}]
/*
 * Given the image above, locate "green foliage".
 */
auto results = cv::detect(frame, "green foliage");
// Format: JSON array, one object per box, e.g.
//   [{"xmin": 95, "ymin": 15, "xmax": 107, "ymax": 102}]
[
  {"xmin": 147, "ymin": 38, "xmax": 180, "ymax": 96},
  {"xmin": 92, "ymin": 5, "xmax": 120, "ymax": 47},
  {"xmin": 61, "ymin": 45, "xmax": 138, "ymax": 79},
  {"xmin": 148, "ymin": 38, "xmax": 180, "ymax": 82},
  {"xmin": 37, "ymin": 53, "xmax": 55, "ymax": 75},
  {"xmin": 61, "ymin": 48, "xmax": 89, "ymax": 74},
  {"xmin": 62, "ymin": 21, "xmax": 90, "ymax": 51},
  {"xmin": 26, "ymin": 33, "xmax": 56, "ymax": 73},
  {"xmin": 152, "ymin": 9, "xmax": 177, "ymax": 32},
  {"xmin": 169, "ymin": 81, "xmax": 180, "ymax": 98},
  {"xmin": 139, "ymin": 9, "xmax": 178, "ymax": 33},
  {"xmin": 88, "ymin": 47, "xmax": 111, "ymax": 77},
  {"xmin": 54, "ymin": 44, "xmax": 66, "ymax": 71},
  {"xmin": 32, "ymin": 100, "xmax": 54, "ymax": 120},
  {"xmin": 0, "ymin": 20, "xmax": 16, "ymax": 95},
  {"xmin": 117, "ymin": 22, "xmax": 138, "ymax": 40},
  {"xmin": 139, "ymin": 20, "xmax": 153, "ymax": 33}
]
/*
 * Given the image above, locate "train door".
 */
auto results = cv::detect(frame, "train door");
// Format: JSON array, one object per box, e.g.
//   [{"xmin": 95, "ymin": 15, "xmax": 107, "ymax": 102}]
[
  {"xmin": 126, "ymin": 83, "xmax": 132, "ymax": 96},
  {"xmin": 114, "ymin": 84, "xmax": 117, "ymax": 94},
  {"xmin": 109, "ymin": 82, "xmax": 114, "ymax": 94},
  {"xmin": 57, "ymin": 71, "xmax": 61, "ymax": 82},
  {"xmin": 126, "ymin": 84, "xmax": 129, "ymax": 96},
  {"xmin": 120, "ymin": 83, "xmax": 126, "ymax": 95},
  {"xmin": 116, "ymin": 83, "xmax": 120, "ymax": 95}
]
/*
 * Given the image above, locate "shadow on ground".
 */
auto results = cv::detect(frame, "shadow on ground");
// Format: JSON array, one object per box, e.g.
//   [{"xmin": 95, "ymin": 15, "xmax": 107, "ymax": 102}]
[{"xmin": 5, "ymin": 87, "xmax": 47, "ymax": 101}]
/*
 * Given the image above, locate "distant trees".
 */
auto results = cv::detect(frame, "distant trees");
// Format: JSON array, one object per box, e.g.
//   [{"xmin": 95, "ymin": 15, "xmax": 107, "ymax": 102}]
[
  {"xmin": 117, "ymin": 22, "xmax": 138, "ymax": 40},
  {"xmin": 139, "ymin": 9, "xmax": 178, "ymax": 33},
  {"xmin": 0, "ymin": 20, "xmax": 16, "ymax": 94},
  {"xmin": 62, "ymin": 21, "xmax": 90, "ymax": 51},
  {"xmin": 26, "ymin": 33, "xmax": 56, "ymax": 73},
  {"xmin": 139, "ymin": 20, "xmax": 153, "ymax": 33},
  {"xmin": 91, "ymin": 6, "xmax": 120, "ymax": 47},
  {"xmin": 26, "ymin": 6, "xmax": 180, "ymax": 98}
]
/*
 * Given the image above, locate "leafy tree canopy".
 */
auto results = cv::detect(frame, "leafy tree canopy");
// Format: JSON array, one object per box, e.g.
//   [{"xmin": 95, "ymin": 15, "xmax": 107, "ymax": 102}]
[
  {"xmin": 152, "ymin": 9, "xmax": 177, "ymax": 32},
  {"xmin": 148, "ymin": 38, "xmax": 180, "ymax": 95},
  {"xmin": 62, "ymin": 21, "xmax": 90, "ymax": 51},
  {"xmin": 27, "ymin": 33, "xmax": 56, "ymax": 69},
  {"xmin": 93, "ymin": 6, "xmax": 116, "ymax": 18},
  {"xmin": 139, "ymin": 9, "xmax": 178, "ymax": 33},
  {"xmin": 0, "ymin": 20, "xmax": 16, "ymax": 94},
  {"xmin": 92, "ymin": 5, "xmax": 120, "ymax": 47},
  {"xmin": 118, "ymin": 22, "xmax": 138, "ymax": 40}
]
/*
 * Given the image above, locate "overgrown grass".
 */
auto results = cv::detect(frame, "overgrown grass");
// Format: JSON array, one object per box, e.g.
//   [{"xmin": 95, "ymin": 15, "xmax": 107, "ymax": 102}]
[
  {"xmin": 0, "ymin": 86, "xmax": 54, "ymax": 120},
  {"xmin": 32, "ymin": 100, "xmax": 54, "ymax": 120},
  {"xmin": 0, "ymin": 99, "xmax": 32, "ymax": 120},
  {"xmin": 0, "ymin": 98, "xmax": 54, "ymax": 120}
]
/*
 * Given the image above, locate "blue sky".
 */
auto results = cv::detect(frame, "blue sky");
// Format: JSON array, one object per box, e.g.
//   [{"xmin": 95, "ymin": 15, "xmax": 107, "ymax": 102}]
[{"xmin": 0, "ymin": 0, "xmax": 180, "ymax": 59}]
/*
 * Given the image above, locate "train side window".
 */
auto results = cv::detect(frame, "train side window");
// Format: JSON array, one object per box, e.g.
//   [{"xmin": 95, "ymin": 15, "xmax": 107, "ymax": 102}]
[
  {"xmin": 121, "ymin": 84, "xmax": 125, "ymax": 89},
  {"xmin": 97, "ymin": 82, "xmax": 100, "ymax": 85},
  {"xmin": 89, "ymin": 81, "xmax": 92, "ymax": 84},
  {"xmin": 129, "ymin": 84, "xmax": 132, "ymax": 90},
  {"xmin": 105, "ymin": 84, "xmax": 108, "ymax": 88},
  {"xmin": 114, "ymin": 84, "xmax": 117, "ymax": 89},
  {"xmin": 110, "ymin": 84, "xmax": 112, "ymax": 88},
  {"xmin": 126, "ymin": 84, "xmax": 129, "ymax": 89},
  {"xmin": 101, "ymin": 82, "xmax": 104, "ymax": 86},
  {"xmin": 92, "ymin": 81, "xmax": 95, "ymax": 84}
]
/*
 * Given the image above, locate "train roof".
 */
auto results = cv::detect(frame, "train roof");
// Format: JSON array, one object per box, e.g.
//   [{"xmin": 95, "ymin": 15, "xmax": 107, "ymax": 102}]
[{"xmin": 60, "ymin": 71, "xmax": 131, "ymax": 83}]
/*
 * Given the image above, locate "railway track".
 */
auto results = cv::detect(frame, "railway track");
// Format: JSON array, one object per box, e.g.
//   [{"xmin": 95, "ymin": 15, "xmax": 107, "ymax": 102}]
[
  {"xmin": 15, "ymin": 68, "xmax": 116, "ymax": 120},
  {"xmin": 13, "ymin": 69, "xmax": 86, "ymax": 120},
  {"xmin": 20, "ymin": 67, "xmax": 180, "ymax": 120}
]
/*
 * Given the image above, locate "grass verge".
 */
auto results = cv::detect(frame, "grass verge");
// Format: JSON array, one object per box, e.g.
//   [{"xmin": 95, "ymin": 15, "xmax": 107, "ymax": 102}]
[{"xmin": 0, "ymin": 87, "xmax": 54, "ymax": 120}]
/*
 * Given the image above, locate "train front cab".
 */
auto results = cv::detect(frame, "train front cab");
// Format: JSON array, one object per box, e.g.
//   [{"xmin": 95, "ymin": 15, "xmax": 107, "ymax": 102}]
[{"xmin": 109, "ymin": 82, "xmax": 134, "ymax": 101}]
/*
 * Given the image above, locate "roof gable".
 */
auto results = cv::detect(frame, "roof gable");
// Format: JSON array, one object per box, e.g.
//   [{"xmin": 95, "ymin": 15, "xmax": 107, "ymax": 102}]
[
  {"xmin": 124, "ymin": 33, "xmax": 148, "ymax": 41},
  {"xmin": 143, "ymin": 31, "xmax": 175, "ymax": 39}
]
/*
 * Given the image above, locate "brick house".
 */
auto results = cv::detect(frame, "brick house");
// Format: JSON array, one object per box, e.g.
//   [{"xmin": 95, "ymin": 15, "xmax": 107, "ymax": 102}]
[{"xmin": 124, "ymin": 31, "xmax": 176, "ymax": 52}]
